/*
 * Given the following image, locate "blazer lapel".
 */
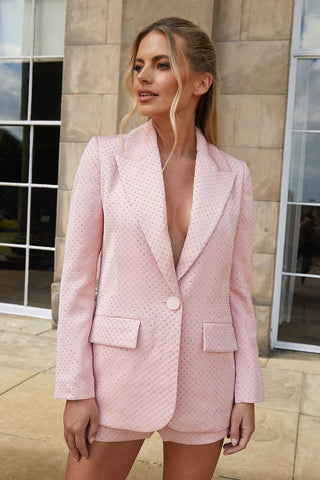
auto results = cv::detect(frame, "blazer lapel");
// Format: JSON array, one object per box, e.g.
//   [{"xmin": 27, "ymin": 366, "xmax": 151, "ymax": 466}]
[
  {"xmin": 114, "ymin": 120, "xmax": 236, "ymax": 290},
  {"xmin": 114, "ymin": 120, "xmax": 179, "ymax": 293},
  {"xmin": 175, "ymin": 128, "xmax": 236, "ymax": 281}
]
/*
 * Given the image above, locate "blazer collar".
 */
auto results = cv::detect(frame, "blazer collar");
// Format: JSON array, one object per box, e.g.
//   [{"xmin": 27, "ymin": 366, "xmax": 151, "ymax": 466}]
[{"xmin": 115, "ymin": 119, "xmax": 235, "ymax": 293}]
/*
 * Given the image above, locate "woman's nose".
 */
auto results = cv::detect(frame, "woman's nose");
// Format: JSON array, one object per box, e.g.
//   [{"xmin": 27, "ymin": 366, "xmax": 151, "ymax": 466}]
[{"xmin": 137, "ymin": 67, "xmax": 152, "ymax": 83}]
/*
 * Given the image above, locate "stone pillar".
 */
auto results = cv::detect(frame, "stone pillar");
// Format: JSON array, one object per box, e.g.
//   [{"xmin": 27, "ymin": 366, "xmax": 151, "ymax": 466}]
[
  {"xmin": 51, "ymin": 0, "xmax": 123, "ymax": 326},
  {"xmin": 212, "ymin": 0, "xmax": 294, "ymax": 354}
]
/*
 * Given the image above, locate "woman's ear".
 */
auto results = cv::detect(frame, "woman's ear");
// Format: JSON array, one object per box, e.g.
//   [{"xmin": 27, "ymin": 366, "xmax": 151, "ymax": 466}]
[{"xmin": 194, "ymin": 73, "xmax": 213, "ymax": 96}]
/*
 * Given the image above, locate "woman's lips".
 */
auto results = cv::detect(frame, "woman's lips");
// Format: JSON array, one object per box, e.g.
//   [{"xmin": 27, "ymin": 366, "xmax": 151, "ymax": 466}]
[{"xmin": 137, "ymin": 90, "xmax": 158, "ymax": 102}]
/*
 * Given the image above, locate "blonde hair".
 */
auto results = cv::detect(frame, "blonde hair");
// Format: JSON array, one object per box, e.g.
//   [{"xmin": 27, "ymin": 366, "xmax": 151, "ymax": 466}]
[{"xmin": 120, "ymin": 17, "xmax": 220, "ymax": 171}]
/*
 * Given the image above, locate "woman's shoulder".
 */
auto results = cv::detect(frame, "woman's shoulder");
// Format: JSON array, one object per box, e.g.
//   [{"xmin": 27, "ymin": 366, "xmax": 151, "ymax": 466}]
[
  {"xmin": 209, "ymin": 143, "xmax": 251, "ymax": 178},
  {"xmin": 95, "ymin": 132, "xmax": 125, "ymax": 154},
  {"xmin": 95, "ymin": 121, "xmax": 149, "ymax": 155}
]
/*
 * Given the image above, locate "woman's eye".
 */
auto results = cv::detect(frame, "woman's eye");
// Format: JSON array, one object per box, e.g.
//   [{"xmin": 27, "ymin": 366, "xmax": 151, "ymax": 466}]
[
  {"xmin": 157, "ymin": 63, "xmax": 170, "ymax": 70},
  {"xmin": 133, "ymin": 65, "xmax": 143, "ymax": 73}
]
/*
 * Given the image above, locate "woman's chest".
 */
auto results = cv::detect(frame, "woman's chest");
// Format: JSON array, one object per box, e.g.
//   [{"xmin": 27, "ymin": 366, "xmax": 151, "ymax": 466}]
[{"xmin": 162, "ymin": 161, "xmax": 195, "ymax": 269}]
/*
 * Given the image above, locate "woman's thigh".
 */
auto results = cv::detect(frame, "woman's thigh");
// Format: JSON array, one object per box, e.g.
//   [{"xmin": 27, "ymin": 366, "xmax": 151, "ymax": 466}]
[
  {"xmin": 65, "ymin": 439, "xmax": 145, "ymax": 480},
  {"xmin": 162, "ymin": 439, "xmax": 224, "ymax": 480}
]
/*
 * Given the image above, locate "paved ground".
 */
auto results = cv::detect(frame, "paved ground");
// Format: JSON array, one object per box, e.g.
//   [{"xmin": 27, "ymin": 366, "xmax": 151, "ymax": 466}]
[{"xmin": 0, "ymin": 313, "xmax": 319, "ymax": 480}]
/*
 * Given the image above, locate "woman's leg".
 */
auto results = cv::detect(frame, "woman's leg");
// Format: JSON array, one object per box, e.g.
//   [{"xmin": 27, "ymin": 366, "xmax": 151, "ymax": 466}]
[
  {"xmin": 65, "ymin": 439, "xmax": 145, "ymax": 480},
  {"xmin": 162, "ymin": 439, "xmax": 224, "ymax": 480}
]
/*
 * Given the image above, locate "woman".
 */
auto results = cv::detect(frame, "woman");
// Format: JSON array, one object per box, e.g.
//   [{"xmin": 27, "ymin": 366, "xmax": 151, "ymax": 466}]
[{"xmin": 55, "ymin": 17, "xmax": 264, "ymax": 480}]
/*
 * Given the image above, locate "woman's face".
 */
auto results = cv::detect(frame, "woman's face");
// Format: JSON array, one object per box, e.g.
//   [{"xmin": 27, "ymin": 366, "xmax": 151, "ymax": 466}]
[{"xmin": 133, "ymin": 30, "xmax": 200, "ymax": 121}]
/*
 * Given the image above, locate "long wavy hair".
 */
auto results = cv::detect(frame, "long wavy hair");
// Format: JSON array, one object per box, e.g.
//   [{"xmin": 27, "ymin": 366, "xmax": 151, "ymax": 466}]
[{"xmin": 120, "ymin": 17, "xmax": 220, "ymax": 171}]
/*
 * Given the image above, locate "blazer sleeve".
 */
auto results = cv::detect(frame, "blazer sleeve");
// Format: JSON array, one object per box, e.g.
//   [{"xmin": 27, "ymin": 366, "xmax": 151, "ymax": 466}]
[
  {"xmin": 54, "ymin": 136, "xmax": 103, "ymax": 400},
  {"xmin": 230, "ymin": 162, "xmax": 264, "ymax": 404}
]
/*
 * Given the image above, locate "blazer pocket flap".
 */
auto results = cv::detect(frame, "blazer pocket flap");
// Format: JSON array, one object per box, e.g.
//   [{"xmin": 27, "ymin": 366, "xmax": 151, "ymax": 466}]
[
  {"xmin": 89, "ymin": 315, "xmax": 141, "ymax": 349},
  {"xmin": 203, "ymin": 322, "xmax": 238, "ymax": 352}
]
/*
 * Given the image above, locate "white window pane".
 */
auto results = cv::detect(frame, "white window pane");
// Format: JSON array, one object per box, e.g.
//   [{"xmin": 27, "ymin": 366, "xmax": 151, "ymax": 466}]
[
  {"xmin": 34, "ymin": 0, "xmax": 66, "ymax": 56},
  {"xmin": 293, "ymin": 59, "xmax": 320, "ymax": 131},
  {"xmin": 300, "ymin": 0, "xmax": 320, "ymax": 49},
  {"xmin": 278, "ymin": 275, "xmax": 320, "ymax": 346},
  {"xmin": 289, "ymin": 133, "xmax": 320, "ymax": 204},
  {"xmin": 0, "ymin": 60, "xmax": 29, "ymax": 120},
  {"xmin": 0, "ymin": 0, "xmax": 32, "ymax": 56},
  {"xmin": 283, "ymin": 204, "xmax": 319, "ymax": 275}
]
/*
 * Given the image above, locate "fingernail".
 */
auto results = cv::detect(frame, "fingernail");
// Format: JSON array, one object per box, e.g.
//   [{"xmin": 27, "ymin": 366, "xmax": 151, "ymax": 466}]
[
  {"xmin": 73, "ymin": 457, "xmax": 79, "ymax": 462},
  {"xmin": 82, "ymin": 456, "xmax": 87, "ymax": 460},
  {"xmin": 89, "ymin": 437, "xmax": 95, "ymax": 444},
  {"xmin": 231, "ymin": 438, "xmax": 238, "ymax": 446}
]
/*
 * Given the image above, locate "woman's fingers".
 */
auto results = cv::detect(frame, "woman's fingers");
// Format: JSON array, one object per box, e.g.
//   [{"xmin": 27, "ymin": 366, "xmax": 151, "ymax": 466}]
[
  {"xmin": 87, "ymin": 413, "xmax": 99, "ymax": 444},
  {"xmin": 67, "ymin": 432, "xmax": 80, "ymax": 462},
  {"xmin": 223, "ymin": 435, "xmax": 247, "ymax": 455},
  {"xmin": 63, "ymin": 398, "xmax": 100, "ymax": 460},
  {"xmin": 223, "ymin": 424, "xmax": 254, "ymax": 455},
  {"xmin": 229, "ymin": 411, "xmax": 241, "ymax": 447},
  {"xmin": 223, "ymin": 402, "xmax": 255, "ymax": 455},
  {"xmin": 75, "ymin": 430, "xmax": 89, "ymax": 460},
  {"xmin": 223, "ymin": 423, "xmax": 254, "ymax": 455}
]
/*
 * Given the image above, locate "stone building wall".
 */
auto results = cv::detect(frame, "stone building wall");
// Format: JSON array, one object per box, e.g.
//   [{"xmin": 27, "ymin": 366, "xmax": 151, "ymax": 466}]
[
  {"xmin": 51, "ymin": 0, "xmax": 123, "ymax": 324},
  {"xmin": 212, "ymin": 0, "xmax": 294, "ymax": 354},
  {"xmin": 52, "ymin": 0, "xmax": 215, "ymax": 324},
  {"xmin": 52, "ymin": 0, "xmax": 295, "ymax": 356}
]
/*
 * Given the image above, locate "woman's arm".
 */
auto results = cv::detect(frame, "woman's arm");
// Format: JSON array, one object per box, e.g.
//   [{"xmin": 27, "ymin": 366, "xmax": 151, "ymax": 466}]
[
  {"xmin": 54, "ymin": 136, "xmax": 103, "ymax": 400},
  {"xmin": 229, "ymin": 161, "xmax": 264, "ymax": 405},
  {"xmin": 225, "ymin": 162, "xmax": 264, "ymax": 454}
]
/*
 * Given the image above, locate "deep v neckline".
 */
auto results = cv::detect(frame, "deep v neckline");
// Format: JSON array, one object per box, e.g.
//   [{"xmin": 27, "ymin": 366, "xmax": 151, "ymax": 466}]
[{"xmin": 160, "ymin": 152, "xmax": 197, "ymax": 272}]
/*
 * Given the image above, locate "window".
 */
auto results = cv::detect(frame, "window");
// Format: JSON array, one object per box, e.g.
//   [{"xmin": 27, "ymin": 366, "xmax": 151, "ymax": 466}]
[
  {"xmin": 271, "ymin": 0, "xmax": 320, "ymax": 353},
  {"xmin": 0, "ymin": 0, "xmax": 66, "ymax": 317}
]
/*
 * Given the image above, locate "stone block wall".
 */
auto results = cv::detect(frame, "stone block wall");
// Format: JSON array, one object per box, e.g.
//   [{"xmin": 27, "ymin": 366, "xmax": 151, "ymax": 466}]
[
  {"xmin": 53, "ymin": 0, "xmax": 295, "ymax": 355},
  {"xmin": 52, "ymin": 0, "xmax": 216, "ymax": 324},
  {"xmin": 52, "ymin": 0, "xmax": 123, "ymax": 326},
  {"xmin": 213, "ymin": 0, "xmax": 295, "ymax": 354}
]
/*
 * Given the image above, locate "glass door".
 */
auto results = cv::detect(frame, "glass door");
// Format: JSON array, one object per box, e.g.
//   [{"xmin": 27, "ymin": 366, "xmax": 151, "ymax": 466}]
[
  {"xmin": 272, "ymin": 0, "xmax": 320, "ymax": 353},
  {"xmin": 0, "ymin": 0, "xmax": 66, "ymax": 317}
]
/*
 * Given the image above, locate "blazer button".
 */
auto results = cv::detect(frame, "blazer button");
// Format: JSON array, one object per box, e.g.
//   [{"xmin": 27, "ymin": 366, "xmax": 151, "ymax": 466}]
[{"xmin": 167, "ymin": 295, "xmax": 181, "ymax": 310}]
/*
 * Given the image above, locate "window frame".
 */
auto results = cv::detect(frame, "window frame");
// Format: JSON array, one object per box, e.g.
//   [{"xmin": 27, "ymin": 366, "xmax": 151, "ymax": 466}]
[
  {"xmin": 271, "ymin": 0, "xmax": 320, "ymax": 353},
  {"xmin": 0, "ymin": 0, "xmax": 64, "ymax": 318}
]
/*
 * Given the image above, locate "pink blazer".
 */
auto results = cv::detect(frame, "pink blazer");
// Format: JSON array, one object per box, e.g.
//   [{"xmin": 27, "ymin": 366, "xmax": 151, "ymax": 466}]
[{"xmin": 55, "ymin": 119, "xmax": 264, "ymax": 433}]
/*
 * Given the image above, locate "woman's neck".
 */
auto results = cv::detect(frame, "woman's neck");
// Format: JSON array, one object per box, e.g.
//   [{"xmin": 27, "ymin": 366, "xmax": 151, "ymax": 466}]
[{"xmin": 152, "ymin": 117, "xmax": 197, "ymax": 165}]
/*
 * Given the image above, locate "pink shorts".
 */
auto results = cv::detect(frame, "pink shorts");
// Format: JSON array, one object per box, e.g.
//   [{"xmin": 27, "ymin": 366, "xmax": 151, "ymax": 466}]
[{"xmin": 95, "ymin": 424, "xmax": 228, "ymax": 445}]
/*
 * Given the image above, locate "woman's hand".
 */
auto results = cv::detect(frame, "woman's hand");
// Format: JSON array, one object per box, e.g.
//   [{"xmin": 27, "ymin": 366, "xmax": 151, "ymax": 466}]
[
  {"xmin": 223, "ymin": 402, "xmax": 255, "ymax": 455},
  {"xmin": 63, "ymin": 397, "xmax": 99, "ymax": 462}
]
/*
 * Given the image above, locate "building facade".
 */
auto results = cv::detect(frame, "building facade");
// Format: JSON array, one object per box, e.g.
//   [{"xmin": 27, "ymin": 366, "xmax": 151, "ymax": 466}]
[{"xmin": 1, "ymin": 0, "xmax": 319, "ymax": 356}]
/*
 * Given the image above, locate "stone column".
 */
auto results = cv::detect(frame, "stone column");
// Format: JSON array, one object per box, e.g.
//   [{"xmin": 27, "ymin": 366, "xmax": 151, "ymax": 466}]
[
  {"xmin": 51, "ymin": 0, "xmax": 123, "ymax": 326},
  {"xmin": 212, "ymin": 0, "xmax": 294, "ymax": 354}
]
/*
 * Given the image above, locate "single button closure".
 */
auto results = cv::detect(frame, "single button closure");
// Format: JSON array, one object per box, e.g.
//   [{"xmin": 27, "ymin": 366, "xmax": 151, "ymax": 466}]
[{"xmin": 167, "ymin": 295, "xmax": 181, "ymax": 310}]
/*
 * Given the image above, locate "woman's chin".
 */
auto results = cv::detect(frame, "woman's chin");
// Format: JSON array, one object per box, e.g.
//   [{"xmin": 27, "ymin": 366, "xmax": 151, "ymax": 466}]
[{"xmin": 137, "ymin": 105, "xmax": 155, "ymax": 117}]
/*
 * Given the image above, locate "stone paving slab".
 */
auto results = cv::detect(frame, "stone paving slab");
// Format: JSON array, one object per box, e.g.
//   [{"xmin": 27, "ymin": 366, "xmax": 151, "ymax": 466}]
[
  {"xmin": 0, "ymin": 331, "xmax": 57, "ymax": 371},
  {"xmin": 266, "ymin": 350, "xmax": 320, "ymax": 374},
  {"xmin": 301, "ymin": 373, "xmax": 320, "ymax": 417},
  {"xmin": 0, "ymin": 317, "xmax": 319, "ymax": 479},
  {"xmin": 258, "ymin": 367, "xmax": 303, "ymax": 413},
  {"xmin": 0, "ymin": 314, "xmax": 52, "ymax": 336},
  {"xmin": 294, "ymin": 415, "xmax": 320, "ymax": 480},
  {"xmin": 0, "ymin": 365, "xmax": 39, "ymax": 394},
  {"xmin": 216, "ymin": 407, "xmax": 297, "ymax": 480},
  {"xmin": 0, "ymin": 367, "xmax": 65, "ymax": 445},
  {"xmin": 0, "ymin": 433, "xmax": 67, "ymax": 480}
]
